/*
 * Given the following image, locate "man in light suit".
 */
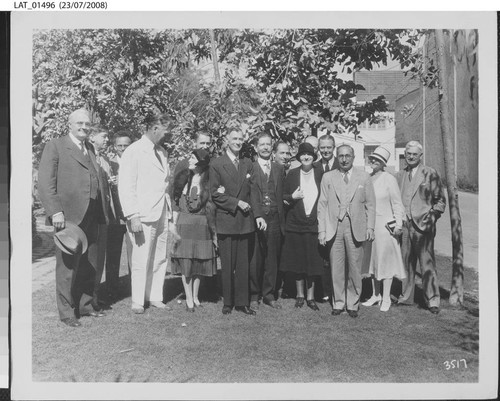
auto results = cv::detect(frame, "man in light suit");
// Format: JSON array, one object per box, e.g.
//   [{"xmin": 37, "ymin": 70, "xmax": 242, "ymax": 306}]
[
  {"xmin": 318, "ymin": 144, "xmax": 376, "ymax": 318},
  {"xmin": 395, "ymin": 141, "xmax": 446, "ymax": 314},
  {"xmin": 313, "ymin": 134, "xmax": 340, "ymax": 303},
  {"xmin": 118, "ymin": 113, "xmax": 173, "ymax": 314},
  {"xmin": 209, "ymin": 128, "xmax": 256, "ymax": 315},
  {"xmin": 38, "ymin": 109, "xmax": 109, "ymax": 327},
  {"xmin": 249, "ymin": 131, "xmax": 285, "ymax": 310}
]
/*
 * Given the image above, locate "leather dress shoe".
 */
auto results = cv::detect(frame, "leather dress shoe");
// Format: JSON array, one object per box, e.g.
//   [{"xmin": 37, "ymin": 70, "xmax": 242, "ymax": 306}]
[
  {"xmin": 306, "ymin": 300, "xmax": 319, "ymax": 311},
  {"xmin": 186, "ymin": 306, "xmax": 195, "ymax": 313},
  {"xmin": 222, "ymin": 305, "xmax": 233, "ymax": 315},
  {"xmin": 429, "ymin": 306, "xmax": 440, "ymax": 314},
  {"xmin": 82, "ymin": 310, "xmax": 106, "ymax": 318},
  {"xmin": 331, "ymin": 309, "xmax": 343, "ymax": 316},
  {"xmin": 295, "ymin": 297, "xmax": 305, "ymax": 308},
  {"xmin": 347, "ymin": 309, "xmax": 359, "ymax": 318},
  {"xmin": 61, "ymin": 317, "xmax": 82, "ymax": 327},
  {"xmin": 263, "ymin": 299, "xmax": 282, "ymax": 309},
  {"xmin": 235, "ymin": 306, "xmax": 256, "ymax": 315}
]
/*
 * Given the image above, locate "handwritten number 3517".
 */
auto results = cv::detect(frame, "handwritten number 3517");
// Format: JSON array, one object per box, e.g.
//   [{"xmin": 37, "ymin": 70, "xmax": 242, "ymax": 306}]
[{"xmin": 444, "ymin": 359, "xmax": 468, "ymax": 370}]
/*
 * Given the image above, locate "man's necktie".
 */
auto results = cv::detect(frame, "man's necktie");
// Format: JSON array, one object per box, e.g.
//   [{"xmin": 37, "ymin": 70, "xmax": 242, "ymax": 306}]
[
  {"xmin": 408, "ymin": 169, "xmax": 412, "ymax": 182},
  {"xmin": 324, "ymin": 163, "xmax": 330, "ymax": 173},
  {"xmin": 233, "ymin": 158, "xmax": 239, "ymax": 171},
  {"xmin": 264, "ymin": 162, "xmax": 270, "ymax": 179},
  {"xmin": 343, "ymin": 172, "xmax": 349, "ymax": 184},
  {"xmin": 79, "ymin": 141, "xmax": 86, "ymax": 156}
]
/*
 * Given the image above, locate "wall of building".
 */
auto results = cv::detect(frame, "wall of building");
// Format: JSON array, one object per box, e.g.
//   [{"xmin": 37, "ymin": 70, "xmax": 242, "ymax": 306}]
[{"xmin": 395, "ymin": 31, "xmax": 478, "ymax": 190}]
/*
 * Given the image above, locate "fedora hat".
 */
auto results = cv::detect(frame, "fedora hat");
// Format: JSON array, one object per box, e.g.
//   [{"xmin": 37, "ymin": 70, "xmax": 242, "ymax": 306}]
[
  {"xmin": 296, "ymin": 142, "xmax": 318, "ymax": 162},
  {"xmin": 54, "ymin": 221, "xmax": 88, "ymax": 255},
  {"xmin": 369, "ymin": 146, "xmax": 391, "ymax": 165}
]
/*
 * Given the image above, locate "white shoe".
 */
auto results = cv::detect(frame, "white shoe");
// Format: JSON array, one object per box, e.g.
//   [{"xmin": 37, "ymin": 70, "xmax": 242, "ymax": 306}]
[
  {"xmin": 131, "ymin": 303, "xmax": 144, "ymax": 314},
  {"xmin": 380, "ymin": 301, "xmax": 391, "ymax": 312},
  {"xmin": 362, "ymin": 295, "xmax": 381, "ymax": 306},
  {"xmin": 150, "ymin": 301, "xmax": 172, "ymax": 310}
]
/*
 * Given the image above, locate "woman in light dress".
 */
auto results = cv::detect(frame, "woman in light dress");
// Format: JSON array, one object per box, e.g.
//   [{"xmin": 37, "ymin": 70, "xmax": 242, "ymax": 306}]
[{"xmin": 362, "ymin": 146, "xmax": 406, "ymax": 312}]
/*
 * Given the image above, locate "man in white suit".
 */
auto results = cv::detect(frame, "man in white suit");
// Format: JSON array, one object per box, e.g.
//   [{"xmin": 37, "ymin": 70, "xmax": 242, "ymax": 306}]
[
  {"xmin": 118, "ymin": 113, "xmax": 173, "ymax": 314},
  {"xmin": 318, "ymin": 144, "xmax": 376, "ymax": 318}
]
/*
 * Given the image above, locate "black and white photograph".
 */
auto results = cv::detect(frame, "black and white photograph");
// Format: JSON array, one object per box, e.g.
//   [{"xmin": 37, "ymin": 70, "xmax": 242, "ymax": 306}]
[{"xmin": 9, "ymin": 9, "xmax": 498, "ymax": 400}]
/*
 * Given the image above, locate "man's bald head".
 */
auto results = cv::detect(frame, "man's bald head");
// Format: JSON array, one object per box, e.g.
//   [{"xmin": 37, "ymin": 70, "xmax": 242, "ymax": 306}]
[{"xmin": 68, "ymin": 109, "xmax": 91, "ymax": 142}]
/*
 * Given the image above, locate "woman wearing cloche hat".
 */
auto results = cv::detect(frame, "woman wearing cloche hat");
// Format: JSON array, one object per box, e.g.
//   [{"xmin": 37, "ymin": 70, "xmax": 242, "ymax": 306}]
[
  {"xmin": 279, "ymin": 142, "xmax": 324, "ymax": 311},
  {"xmin": 361, "ymin": 146, "xmax": 406, "ymax": 312}
]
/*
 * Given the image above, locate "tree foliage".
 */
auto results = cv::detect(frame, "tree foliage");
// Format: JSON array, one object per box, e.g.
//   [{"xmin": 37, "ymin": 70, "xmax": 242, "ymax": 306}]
[{"xmin": 33, "ymin": 28, "xmax": 423, "ymax": 165}]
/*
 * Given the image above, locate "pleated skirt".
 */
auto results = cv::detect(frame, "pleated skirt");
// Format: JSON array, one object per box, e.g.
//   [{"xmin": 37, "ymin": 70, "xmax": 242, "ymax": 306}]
[{"xmin": 170, "ymin": 212, "xmax": 217, "ymax": 278}]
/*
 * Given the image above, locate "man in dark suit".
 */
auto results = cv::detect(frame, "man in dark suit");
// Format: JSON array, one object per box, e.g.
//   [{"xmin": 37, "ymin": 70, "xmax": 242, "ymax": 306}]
[
  {"xmin": 313, "ymin": 134, "xmax": 340, "ymax": 303},
  {"xmin": 395, "ymin": 140, "xmax": 446, "ymax": 314},
  {"xmin": 38, "ymin": 109, "xmax": 109, "ymax": 327},
  {"xmin": 273, "ymin": 140, "xmax": 291, "ymax": 174},
  {"xmin": 105, "ymin": 130, "xmax": 133, "ymax": 301},
  {"xmin": 314, "ymin": 134, "xmax": 340, "ymax": 173},
  {"xmin": 249, "ymin": 131, "xmax": 285, "ymax": 311},
  {"xmin": 88, "ymin": 127, "xmax": 118, "ymax": 309},
  {"xmin": 209, "ymin": 128, "xmax": 256, "ymax": 315}
]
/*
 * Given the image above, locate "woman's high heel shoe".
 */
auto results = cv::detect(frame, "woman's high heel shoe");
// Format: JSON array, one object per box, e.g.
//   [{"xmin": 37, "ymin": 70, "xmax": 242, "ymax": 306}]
[{"xmin": 295, "ymin": 297, "xmax": 305, "ymax": 308}]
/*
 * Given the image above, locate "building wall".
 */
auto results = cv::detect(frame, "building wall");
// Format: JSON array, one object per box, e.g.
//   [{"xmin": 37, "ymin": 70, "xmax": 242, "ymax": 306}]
[{"xmin": 395, "ymin": 31, "xmax": 478, "ymax": 190}]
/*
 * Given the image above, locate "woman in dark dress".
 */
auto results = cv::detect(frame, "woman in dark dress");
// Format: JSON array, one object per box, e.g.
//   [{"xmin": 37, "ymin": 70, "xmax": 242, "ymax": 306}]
[
  {"xmin": 171, "ymin": 149, "xmax": 217, "ymax": 311},
  {"xmin": 279, "ymin": 142, "xmax": 324, "ymax": 311}
]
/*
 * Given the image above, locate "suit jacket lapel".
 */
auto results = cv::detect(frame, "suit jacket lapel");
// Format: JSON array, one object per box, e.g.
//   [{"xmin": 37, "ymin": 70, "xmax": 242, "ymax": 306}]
[
  {"xmin": 236, "ymin": 158, "xmax": 247, "ymax": 195},
  {"xmin": 411, "ymin": 165, "xmax": 424, "ymax": 198},
  {"xmin": 331, "ymin": 170, "xmax": 341, "ymax": 200},
  {"xmin": 141, "ymin": 138, "xmax": 164, "ymax": 172},
  {"xmin": 347, "ymin": 169, "xmax": 360, "ymax": 202},
  {"xmin": 64, "ymin": 136, "xmax": 90, "ymax": 170},
  {"xmin": 222, "ymin": 153, "xmax": 237, "ymax": 180},
  {"xmin": 271, "ymin": 162, "xmax": 280, "ymax": 192}
]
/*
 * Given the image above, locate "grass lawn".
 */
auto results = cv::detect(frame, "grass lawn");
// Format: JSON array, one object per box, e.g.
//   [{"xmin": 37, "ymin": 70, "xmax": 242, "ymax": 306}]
[{"xmin": 32, "ymin": 254, "xmax": 478, "ymax": 383}]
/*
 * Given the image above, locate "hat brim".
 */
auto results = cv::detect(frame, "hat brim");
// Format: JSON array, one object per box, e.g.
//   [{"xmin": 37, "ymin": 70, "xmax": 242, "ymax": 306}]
[
  {"xmin": 296, "ymin": 151, "xmax": 318, "ymax": 162},
  {"xmin": 369, "ymin": 154, "xmax": 387, "ymax": 165},
  {"xmin": 54, "ymin": 221, "xmax": 88, "ymax": 255}
]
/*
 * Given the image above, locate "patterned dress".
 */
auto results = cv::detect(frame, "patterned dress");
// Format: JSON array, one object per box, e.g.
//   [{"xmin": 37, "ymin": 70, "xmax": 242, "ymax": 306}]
[{"xmin": 170, "ymin": 179, "xmax": 217, "ymax": 278}]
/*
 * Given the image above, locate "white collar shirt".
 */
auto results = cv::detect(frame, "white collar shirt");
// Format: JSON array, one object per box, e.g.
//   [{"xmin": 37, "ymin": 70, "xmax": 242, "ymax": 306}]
[{"xmin": 69, "ymin": 132, "xmax": 87, "ymax": 155}]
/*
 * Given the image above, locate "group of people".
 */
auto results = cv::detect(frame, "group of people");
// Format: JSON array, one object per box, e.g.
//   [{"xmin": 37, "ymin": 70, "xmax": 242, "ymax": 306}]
[{"xmin": 37, "ymin": 108, "xmax": 446, "ymax": 328}]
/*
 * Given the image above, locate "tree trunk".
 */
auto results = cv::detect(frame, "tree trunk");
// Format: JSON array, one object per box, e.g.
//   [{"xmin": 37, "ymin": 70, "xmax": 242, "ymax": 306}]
[
  {"xmin": 434, "ymin": 29, "xmax": 464, "ymax": 306},
  {"xmin": 209, "ymin": 29, "xmax": 221, "ymax": 86}
]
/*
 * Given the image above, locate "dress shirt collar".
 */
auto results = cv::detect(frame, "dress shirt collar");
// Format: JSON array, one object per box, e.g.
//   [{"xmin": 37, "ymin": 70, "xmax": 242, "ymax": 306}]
[
  {"xmin": 341, "ymin": 168, "xmax": 352, "ymax": 179},
  {"xmin": 322, "ymin": 157, "xmax": 335, "ymax": 170},
  {"xmin": 142, "ymin": 134, "xmax": 157, "ymax": 150},
  {"xmin": 258, "ymin": 157, "xmax": 271, "ymax": 169},
  {"xmin": 69, "ymin": 132, "xmax": 86, "ymax": 151},
  {"xmin": 226, "ymin": 150, "xmax": 239, "ymax": 163},
  {"xmin": 409, "ymin": 164, "xmax": 420, "ymax": 178}
]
